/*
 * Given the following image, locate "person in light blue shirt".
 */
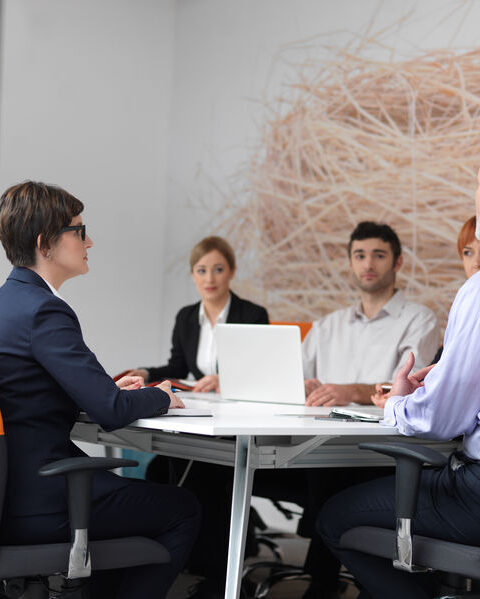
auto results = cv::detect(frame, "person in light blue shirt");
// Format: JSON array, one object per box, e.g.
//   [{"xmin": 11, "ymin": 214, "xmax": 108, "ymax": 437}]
[{"xmin": 317, "ymin": 169, "xmax": 480, "ymax": 599}]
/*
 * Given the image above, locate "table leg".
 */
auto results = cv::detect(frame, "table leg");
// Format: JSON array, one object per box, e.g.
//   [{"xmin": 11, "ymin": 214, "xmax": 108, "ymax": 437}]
[{"xmin": 225, "ymin": 435, "xmax": 255, "ymax": 599}]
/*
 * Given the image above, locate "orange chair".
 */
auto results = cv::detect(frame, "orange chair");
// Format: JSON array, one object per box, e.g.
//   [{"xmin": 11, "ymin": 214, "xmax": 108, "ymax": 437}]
[{"xmin": 271, "ymin": 321, "xmax": 312, "ymax": 341}]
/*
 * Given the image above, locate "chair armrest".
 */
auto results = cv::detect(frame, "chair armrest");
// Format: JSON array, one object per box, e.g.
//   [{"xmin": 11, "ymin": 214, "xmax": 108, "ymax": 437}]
[
  {"xmin": 359, "ymin": 442, "xmax": 446, "ymax": 519},
  {"xmin": 38, "ymin": 457, "xmax": 138, "ymax": 477},
  {"xmin": 358, "ymin": 442, "xmax": 447, "ymax": 468},
  {"xmin": 38, "ymin": 457, "xmax": 138, "ymax": 529},
  {"xmin": 359, "ymin": 441, "xmax": 448, "ymax": 573},
  {"xmin": 38, "ymin": 456, "xmax": 139, "ymax": 579}
]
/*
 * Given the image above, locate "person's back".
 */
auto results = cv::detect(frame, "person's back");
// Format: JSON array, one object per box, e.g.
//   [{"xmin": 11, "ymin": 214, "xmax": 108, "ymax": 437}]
[
  {"xmin": 0, "ymin": 271, "xmax": 86, "ymax": 517},
  {"xmin": 0, "ymin": 182, "xmax": 199, "ymax": 599}
]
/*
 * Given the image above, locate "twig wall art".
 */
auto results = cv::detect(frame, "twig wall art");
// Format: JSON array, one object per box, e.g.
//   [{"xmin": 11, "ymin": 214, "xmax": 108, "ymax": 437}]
[{"xmin": 220, "ymin": 47, "xmax": 480, "ymax": 328}]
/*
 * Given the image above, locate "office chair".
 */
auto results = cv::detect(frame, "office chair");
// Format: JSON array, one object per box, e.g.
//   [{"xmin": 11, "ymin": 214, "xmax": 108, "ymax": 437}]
[
  {"xmin": 339, "ymin": 442, "xmax": 480, "ymax": 598},
  {"xmin": 270, "ymin": 322, "xmax": 312, "ymax": 342},
  {"xmin": 242, "ymin": 504, "xmax": 358, "ymax": 599},
  {"xmin": 0, "ymin": 412, "xmax": 170, "ymax": 599},
  {"xmin": 242, "ymin": 503, "xmax": 308, "ymax": 599}
]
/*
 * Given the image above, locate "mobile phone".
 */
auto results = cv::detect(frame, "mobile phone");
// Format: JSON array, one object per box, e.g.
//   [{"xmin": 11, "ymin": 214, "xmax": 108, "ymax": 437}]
[{"xmin": 314, "ymin": 414, "xmax": 358, "ymax": 422}]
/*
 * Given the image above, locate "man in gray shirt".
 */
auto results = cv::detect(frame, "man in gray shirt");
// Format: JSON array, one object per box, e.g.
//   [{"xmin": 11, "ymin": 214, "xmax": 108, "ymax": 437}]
[{"xmin": 303, "ymin": 221, "xmax": 440, "ymax": 406}]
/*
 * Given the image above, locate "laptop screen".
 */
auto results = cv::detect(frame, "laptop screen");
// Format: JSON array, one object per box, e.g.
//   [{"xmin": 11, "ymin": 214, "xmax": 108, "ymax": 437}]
[{"xmin": 216, "ymin": 324, "xmax": 305, "ymax": 404}]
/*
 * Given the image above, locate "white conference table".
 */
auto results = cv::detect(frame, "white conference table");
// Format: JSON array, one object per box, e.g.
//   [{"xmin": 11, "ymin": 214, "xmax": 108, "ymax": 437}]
[{"xmin": 71, "ymin": 393, "xmax": 457, "ymax": 599}]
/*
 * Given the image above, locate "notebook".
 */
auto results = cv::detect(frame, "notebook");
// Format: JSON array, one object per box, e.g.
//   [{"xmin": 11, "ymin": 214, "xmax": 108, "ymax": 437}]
[{"xmin": 216, "ymin": 324, "xmax": 305, "ymax": 404}]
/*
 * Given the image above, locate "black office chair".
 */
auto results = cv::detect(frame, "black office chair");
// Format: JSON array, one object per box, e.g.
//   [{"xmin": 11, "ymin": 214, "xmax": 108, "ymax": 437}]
[
  {"xmin": 339, "ymin": 442, "xmax": 480, "ymax": 598},
  {"xmin": 241, "ymin": 503, "xmax": 311, "ymax": 599},
  {"xmin": 243, "ymin": 504, "xmax": 357, "ymax": 599},
  {"xmin": 0, "ymin": 413, "xmax": 170, "ymax": 598}
]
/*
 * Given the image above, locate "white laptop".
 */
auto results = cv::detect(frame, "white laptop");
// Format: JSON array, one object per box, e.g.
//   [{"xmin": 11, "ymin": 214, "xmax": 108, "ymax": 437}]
[{"xmin": 216, "ymin": 324, "xmax": 305, "ymax": 404}]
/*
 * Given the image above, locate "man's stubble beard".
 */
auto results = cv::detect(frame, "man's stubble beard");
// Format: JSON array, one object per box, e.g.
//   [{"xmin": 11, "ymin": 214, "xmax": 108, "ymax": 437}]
[{"xmin": 352, "ymin": 269, "xmax": 396, "ymax": 294}]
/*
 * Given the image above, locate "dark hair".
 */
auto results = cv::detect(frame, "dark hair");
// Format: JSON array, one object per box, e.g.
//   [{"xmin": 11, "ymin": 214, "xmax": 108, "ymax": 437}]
[
  {"xmin": 0, "ymin": 181, "xmax": 84, "ymax": 266},
  {"xmin": 457, "ymin": 216, "xmax": 476, "ymax": 257},
  {"xmin": 347, "ymin": 221, "xmax": 402, "ymax": 262},
  {"xmin": 189, "ymin": 236, "xmax": 236, "ymax": 272}
]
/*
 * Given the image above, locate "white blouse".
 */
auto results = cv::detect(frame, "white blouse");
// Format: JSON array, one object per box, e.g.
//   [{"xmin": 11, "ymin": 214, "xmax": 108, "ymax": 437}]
[{"xmin": 195, "ymin": 295, "xmax": 231, "ymax": 376}]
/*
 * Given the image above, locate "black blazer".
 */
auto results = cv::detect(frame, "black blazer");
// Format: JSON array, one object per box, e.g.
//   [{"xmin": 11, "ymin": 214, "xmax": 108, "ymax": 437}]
[
  {"xmin": 0, "ymin": 267, "xmax": 170, "ymax": 519},
  {"xmin": 146, "ymin": 292, "xmax": 269, "ymax": 381}
]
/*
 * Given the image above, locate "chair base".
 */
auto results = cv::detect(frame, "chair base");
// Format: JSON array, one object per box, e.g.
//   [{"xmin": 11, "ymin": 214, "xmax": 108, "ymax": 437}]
[{"xmin": 4, "ymin": 575, "xmax": 89, "ymax": 599}]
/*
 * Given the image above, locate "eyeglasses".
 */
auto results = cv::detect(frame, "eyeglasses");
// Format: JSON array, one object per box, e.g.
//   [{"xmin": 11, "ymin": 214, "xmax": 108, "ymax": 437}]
[{"xmin": 59, "ymin": 224, "xmax": 86, "ymax": 241}]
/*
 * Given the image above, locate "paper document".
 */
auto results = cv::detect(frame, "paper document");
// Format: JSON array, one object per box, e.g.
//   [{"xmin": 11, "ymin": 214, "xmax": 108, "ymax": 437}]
[
  {"xmin": 162, "ymin": 398, "xmax": 213, "ymax": 417},
  {"xmin": 330, "ymin": 406, "xmax": 383, "ymax": 422}
]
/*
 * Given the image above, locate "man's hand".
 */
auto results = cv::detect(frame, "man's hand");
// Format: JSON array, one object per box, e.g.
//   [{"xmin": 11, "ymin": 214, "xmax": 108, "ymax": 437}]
[
  {"xmin": 305, "ymin": 383, "xmax": 353, "ymax": 407},
  {"xmin": 115, "ymin": 375, "xmax": 144, "ymax": 390},
  {"xmin": 155, "ymin": 380, "xmax": 185, "ymax": 408},
  {"xmin": 389, "ymin": 352, "xmax": 435, "ymax": 398},
  {"xmin": 370, "ymin": 384, "xmax": 390, "ymax": 408},
  {"xmin": 305, "ymin": 378, "xmax": 322, "ymax": 396},
  {"xmin": 192, "ymin": 375, "xmax": 220, "ymax": 393}
]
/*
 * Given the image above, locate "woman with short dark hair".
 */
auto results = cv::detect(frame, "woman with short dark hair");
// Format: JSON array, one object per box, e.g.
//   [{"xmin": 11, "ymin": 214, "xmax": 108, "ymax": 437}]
[{"xmin": 0, "ymin": 181, "xmax": 200, "ymax": 599}]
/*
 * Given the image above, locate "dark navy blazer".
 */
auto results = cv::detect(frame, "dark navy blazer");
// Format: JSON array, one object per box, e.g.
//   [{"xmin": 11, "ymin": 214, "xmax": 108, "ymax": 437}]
[
  {"xmin": 145, "ymin": 292, "xmax": 269, "ymax": 382},
  {"xmin": 0, "ymin": 267, "xmax": 170, "ymax": 519}
]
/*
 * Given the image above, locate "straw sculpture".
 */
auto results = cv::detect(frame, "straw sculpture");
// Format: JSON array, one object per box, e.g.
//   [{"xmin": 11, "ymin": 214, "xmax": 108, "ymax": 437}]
[{"xmin": 219, "ymin": 47, "xmax": 480, "ymax": 328}]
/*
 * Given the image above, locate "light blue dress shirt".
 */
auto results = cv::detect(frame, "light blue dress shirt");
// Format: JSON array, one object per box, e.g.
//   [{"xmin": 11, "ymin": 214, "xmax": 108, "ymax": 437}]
[{"xmin": 383, "ymin": 271, "xmax": 480, "ymax": 459}]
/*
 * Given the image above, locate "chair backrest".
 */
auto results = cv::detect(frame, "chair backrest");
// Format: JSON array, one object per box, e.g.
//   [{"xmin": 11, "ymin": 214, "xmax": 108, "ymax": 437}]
[
  {"xmin": 0, "ymin": 412, "xmax": 6, "ymax": 522},
  {"xmin": 270, "ymin": 321, "xmax": 312, "ymax": 342}
]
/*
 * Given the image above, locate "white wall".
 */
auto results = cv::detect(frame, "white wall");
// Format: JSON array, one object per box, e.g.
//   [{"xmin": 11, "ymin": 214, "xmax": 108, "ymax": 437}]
[
  {"xmin": 1, "ymin": 0, "xmax": 480, "ymax": 367},
  {"xmin": 0, "ymin": 0, "xmax": 175, "ymax": 374}
]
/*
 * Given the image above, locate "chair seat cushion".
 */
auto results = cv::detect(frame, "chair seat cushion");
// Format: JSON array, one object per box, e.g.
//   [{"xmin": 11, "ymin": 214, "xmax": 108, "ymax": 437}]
[
  {"xmin": 0, "ymin": 536, "xmax": 169, "ymax": 578},
  {"xmin": 340, "ymin": 526, "xmax": 480, "ymax": 578}
]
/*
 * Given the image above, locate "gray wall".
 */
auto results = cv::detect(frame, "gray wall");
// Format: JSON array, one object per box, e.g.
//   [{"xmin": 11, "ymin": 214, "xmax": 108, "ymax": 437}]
[
  {"xmin": 1, "ymin": 0, "xmax": 479, "ymax": 371},
  {"xmin": 0, "ymin": 0, "xmax": 175, "ymax": 374}
]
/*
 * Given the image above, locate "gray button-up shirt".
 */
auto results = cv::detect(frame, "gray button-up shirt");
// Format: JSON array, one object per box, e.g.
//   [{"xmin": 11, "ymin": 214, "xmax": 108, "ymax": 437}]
[{"xmin": 302, "ymin": 290, "xmax": 440, "ymax": 384}]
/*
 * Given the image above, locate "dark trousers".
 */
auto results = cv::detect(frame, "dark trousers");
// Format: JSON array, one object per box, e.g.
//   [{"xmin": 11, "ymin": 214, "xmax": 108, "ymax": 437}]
[
  {"xmin": 317, "ymin": 459, "xmax": 480, "ymax": 599},
  {"xmin": 2, "ymin": 478, "xmax": 201, "ymax": 599},
  {"xmin": 146, "ymin": 455, "xmax": 391, "ymax": 594}
]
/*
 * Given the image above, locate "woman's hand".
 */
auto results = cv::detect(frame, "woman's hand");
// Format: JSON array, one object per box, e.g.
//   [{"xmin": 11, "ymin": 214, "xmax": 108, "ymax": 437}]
[
  {"xmin": 125, "ymin": 368, "xmax": 149, "ymax": 381},
  {"xmin": 389, "ymin": 352, "xmax": 435, "ymax": 398},
  {"xmin": 115, "ymin": 375, "xmax": 144, "ymax": 390},
  {"xmin": 156, "ymin": 380, "xmax": 185, "ymax": 408},
  {"xmin": 192, "ymin": 375, "xmax": 220, "ymax": 393}
]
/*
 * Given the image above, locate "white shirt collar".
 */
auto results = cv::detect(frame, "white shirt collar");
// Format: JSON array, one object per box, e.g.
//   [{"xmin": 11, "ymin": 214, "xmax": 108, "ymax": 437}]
[
  {"xmin": 41, "ymin": 277, "xmax": 66, "ymax": 303},
  {"xmin": 350, "ymin": 289, "xmax": 405, "ymax": 322},
  {"xmin": 198, "ymin": 293, "xmax": 232, "ymax": 326}
]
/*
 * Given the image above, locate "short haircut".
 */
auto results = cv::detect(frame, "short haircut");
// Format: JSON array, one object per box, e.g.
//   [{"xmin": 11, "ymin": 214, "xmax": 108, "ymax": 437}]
[
  {"xmin": 348, "ymin": 221, "xmax": 402, "ymax": 262},
  {"xmin": 0, "ymin": 181, "xmax": 84, "ymax": 267},
  {"xmin": 457, "ymin": 216, "xmax": 476, "ymax": 257},
  {"xmin": 189, "ymin": 236, "xmax": 236, "ymax": 272}
]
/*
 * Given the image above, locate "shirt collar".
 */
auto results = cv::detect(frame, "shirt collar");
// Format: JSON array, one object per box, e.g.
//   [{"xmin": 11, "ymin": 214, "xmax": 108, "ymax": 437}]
[
  {"xmin": 349, "ymin": 289, "xmax": 405, "ymax": 322},
  {"xmin": 199, "ymin": 293, "xmax": 231, "ymax": 326},
  {"xmin": 41, "ymin": 277, "xmax": 66, "ymax": 302}
]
